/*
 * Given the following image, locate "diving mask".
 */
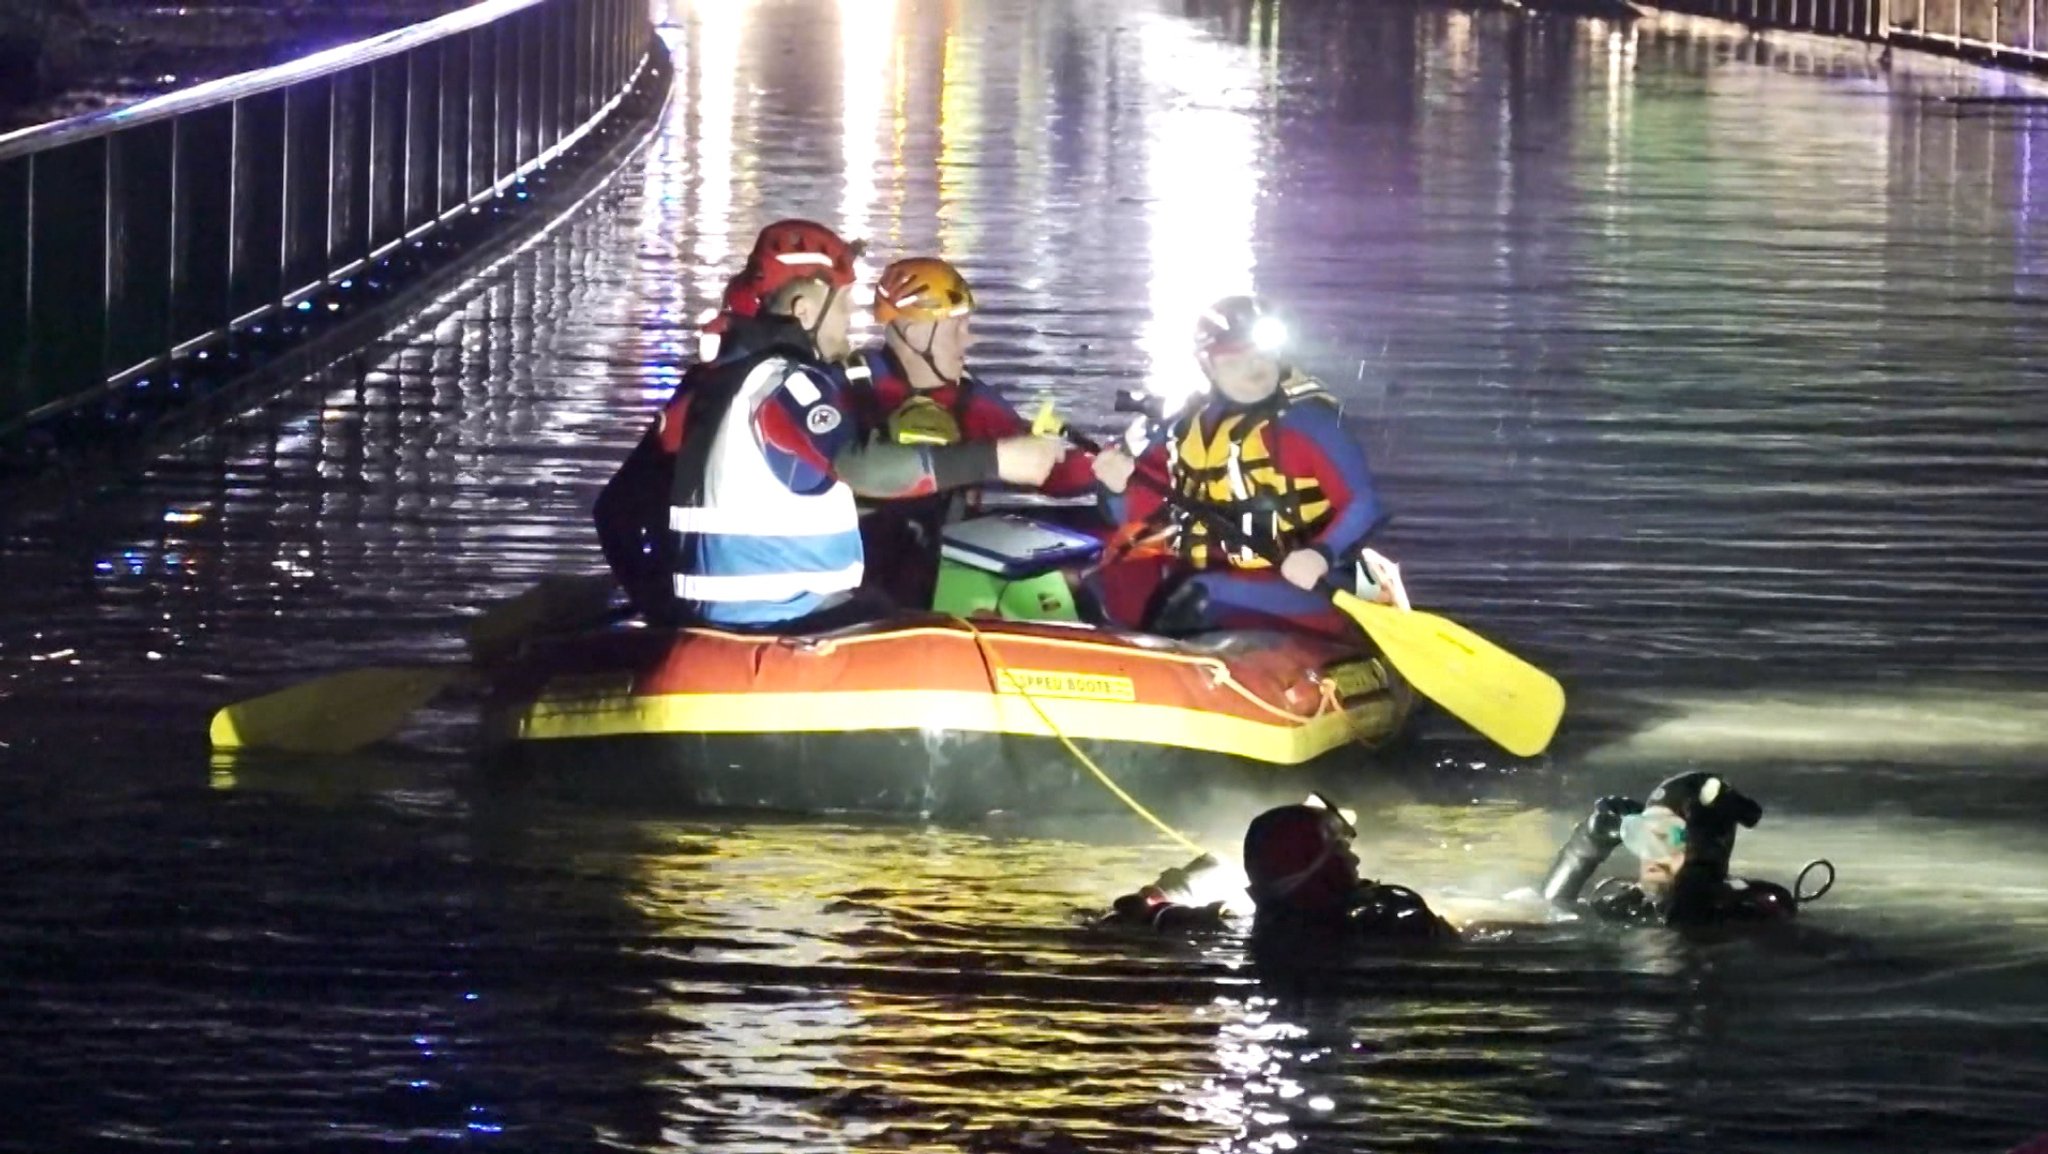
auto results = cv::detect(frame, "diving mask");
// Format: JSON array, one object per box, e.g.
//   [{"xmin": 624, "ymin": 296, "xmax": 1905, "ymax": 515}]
[
  {"xmin": 1303, "ymin": 792, "xmax": 1358, "ymax": 841},
  {"xmin": 1620, "ymin": 807, "xmax": 1688, "ymax": 862}
]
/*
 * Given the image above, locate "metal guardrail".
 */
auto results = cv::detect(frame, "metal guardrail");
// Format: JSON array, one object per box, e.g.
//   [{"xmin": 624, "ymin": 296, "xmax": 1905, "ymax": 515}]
[
  {"xmin": 1657, "ymin": 0, "xmax": 1890, "ymax": 41},
  {"xmin": 0, "ymin": 0, "xmax": 652, "ymax": 432},
  {"xmin": 1889, "ymin": 0, "xmax": 2045, "ymax": 64},
  {"xmin": 1658, "ymin": 0, "xmax": 2046, "ymax": 64}
]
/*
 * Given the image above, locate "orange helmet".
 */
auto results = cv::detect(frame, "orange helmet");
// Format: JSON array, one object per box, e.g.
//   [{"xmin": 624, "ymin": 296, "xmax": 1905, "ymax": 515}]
[
  {"xmin": 737, "ymin": 219, "xmax": 863, "ymax": 306},
  {"xmin": 873, "ymin": 257, "xmax": 976, "ymax": 326}
]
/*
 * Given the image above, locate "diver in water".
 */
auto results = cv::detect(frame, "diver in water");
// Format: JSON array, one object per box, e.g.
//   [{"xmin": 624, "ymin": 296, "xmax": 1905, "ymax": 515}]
[
  {"xmin": 1101, "ymin": 797, "xmax": 1458, "ymax": 945},
  {"xmin": 1541, "ymin": 771, "xmax": 1824, "ymax": 927}
]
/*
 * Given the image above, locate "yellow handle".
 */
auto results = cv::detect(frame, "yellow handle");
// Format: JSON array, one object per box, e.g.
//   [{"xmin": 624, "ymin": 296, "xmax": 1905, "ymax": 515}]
[{"xmin": 1031, "ymin": 397, "xmax": 1063, "ymax": 437}]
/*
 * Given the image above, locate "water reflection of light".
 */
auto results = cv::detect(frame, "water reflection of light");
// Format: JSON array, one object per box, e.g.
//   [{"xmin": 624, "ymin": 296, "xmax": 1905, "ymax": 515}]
[
  {"xmin": 1011, "ymin": 5, "xmax": 1051, "ymax": 293},
  {"xmin": 690, "ymin": 0, "xmax": 743, "ymax": 299},
  {"xmin": 1445, "ymin": 10, "xmax": 1477, "ymax": 77},
  {"xmin": 839, "ymin": 0, "xmax": 895, "ymax": 258},
  {"xmin": 938, "ymin": 0, "xmax": 980, "ymax": 256},
  {"xmin": 637, "ymin": 3, "xmax": 699, "ymax": 382},
  {"xmin": 1258, "ymin": 0, "xmax": 1283, "ymax": 78},
  {"xmin": 1602, "ymin": 26, "xmax": 1638, "ymax": 212},
  {"xmin": 1188, "ymin": 998, "xmax": 1316, "ymax": 1146},
  {"xmin": 887, "ymin": 22, "xmax": 912, "ymax": 252},
  {"xmin": 1137, "ymin": 12, "xmax": 1267, "ymax": 406}
]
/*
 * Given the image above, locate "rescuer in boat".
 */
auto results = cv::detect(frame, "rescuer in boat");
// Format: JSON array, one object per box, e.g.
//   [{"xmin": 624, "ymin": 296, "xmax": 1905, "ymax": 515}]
[
  {"xmin": 1540, "ymin": 771, "xmax": 1823, "ymax": 927},
  {"xmin": 845, "ymin": 256, "xmax": 1099, "ymax": 606},
  {"xmin": 1087, "ymin": 296, "xmax": 1384, "ymax": 640},
  {"xmin": 593, "ymin": 219, "xmax": 1068, "ymax": 629},
  {"xmin": 1103, "ymin": 798, "xmax": 1458, "ymax": 946}
]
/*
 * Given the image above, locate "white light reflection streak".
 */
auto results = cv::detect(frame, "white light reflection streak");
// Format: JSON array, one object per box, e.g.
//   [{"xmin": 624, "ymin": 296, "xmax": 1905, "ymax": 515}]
[
  {"xmin": 1187, "ymin": 996, "xmax": 1317, "ymax": 1149},
  {"xmin": 1599, "ymin": 26, "xmax": 1639, "ymax": 240},
  {"xmin": 1011, "ymin": 6, "xmax": 1051, "ymax": 294},
  {"xmin": 937, "ymin": 0, "xmax": 981, "ymax": 258},
  {"xmin": 689, "ymin": 0, "xmax": 742, "ymax": 302},
  {"xmin": 635, "ymin": 4, "xmax": 695, "ymax": 400},
  {"xmin": 839, "ymin": 0, "xmax": 893, "ymax": 239},
  {"xmin": 1137, "ymin": 14, "xmax": 1266, "ymax": 407},
  {"xmin": 886, "ymin": 25, "xmax": 912, "ymax": 252},
  {"xmin": 839, "ymin": 0, "xmax": 896, "ymax": 313}
]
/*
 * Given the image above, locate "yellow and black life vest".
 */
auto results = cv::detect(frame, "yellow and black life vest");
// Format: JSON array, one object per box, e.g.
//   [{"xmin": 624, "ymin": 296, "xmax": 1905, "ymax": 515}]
[{"xmin": 1165, "ymin": 372, "xmax": 1338, "ymax": 569}]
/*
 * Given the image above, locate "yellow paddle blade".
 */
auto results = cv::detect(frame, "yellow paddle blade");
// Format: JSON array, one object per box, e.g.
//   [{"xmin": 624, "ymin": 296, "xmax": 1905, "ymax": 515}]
[
  {"xmin": 465, "ymin": 573, "xmax": 617, "ymax": 663},
  {"xmin": 208, "ymin": 666, "xmax": 464, "ymax": 755},
  {"xmin": 1331, "ymin": 590, "xmax": 1565, "ymax": 757}
]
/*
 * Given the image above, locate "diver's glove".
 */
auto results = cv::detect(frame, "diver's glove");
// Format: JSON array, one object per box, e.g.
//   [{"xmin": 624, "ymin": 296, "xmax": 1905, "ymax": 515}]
[
  {"xmin": 1541, "ymin": 796, "xmax": 1644, "ymax": 908},
  {"xmin": 1105, "ymin": 853, "xmax": 1232, "ymax": 932},
  {"xmin": 1586, "ymin": 796, "xmax": 1644, "ymax": 849},
  {"xmin": 1150, "ymin": 853, "xmax": 1222, "ymax": 904}
]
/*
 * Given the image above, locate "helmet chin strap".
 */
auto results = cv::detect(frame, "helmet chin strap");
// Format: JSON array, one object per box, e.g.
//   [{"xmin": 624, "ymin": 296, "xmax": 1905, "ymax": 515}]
[
  {"xmin": 798, "ymin": 282, "xmax": 840, "ymax": 352},
  {"xmin": 896, "ymin": 321, "xmax": 958, "ymax": 387}
]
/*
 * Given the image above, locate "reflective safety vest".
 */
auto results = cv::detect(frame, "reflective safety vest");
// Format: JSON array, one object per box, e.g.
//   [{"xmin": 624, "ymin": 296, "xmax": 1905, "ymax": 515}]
[
  {"xmin": 842, "ymin": 348, "xmax": 970, "ymax": 446},
  {"xmin": 667, "ymin": 351, "xmax": 863, "ymax": 625},
  {"xmin": 1164, "ymin": 373, "xmax": 1338, "ymax": 570}
]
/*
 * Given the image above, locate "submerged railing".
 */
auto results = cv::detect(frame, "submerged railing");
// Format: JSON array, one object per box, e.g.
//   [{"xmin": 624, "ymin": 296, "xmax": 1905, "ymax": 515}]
[{"xmin": 0, "ymin": 0, "xmax": 653, "ymax": 436}]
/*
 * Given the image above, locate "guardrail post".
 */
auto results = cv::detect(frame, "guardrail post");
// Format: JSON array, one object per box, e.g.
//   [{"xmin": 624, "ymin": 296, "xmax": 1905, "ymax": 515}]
[
  {"xmin": 577, "ymin": 0, "xmax": 597, "ymax": 125},
  {"xmin": 548, "ymin": 0, "xmax": 571, "ymax": 152},
  {"xmin": 107, "ymin": 120, "xmax": 175, "ymax": 379},
  {"xmin": 1, "ymin": 157, "xmax": 30, "ymax": 410},
  {"xmin": 368, "ymin": 56, "xmax": 406, "ymax": 258},
  {"xmin": 401, "ymin": 48, "xmax": 436, "ymax": 239},
  {"xmin": 329, "ymin": 68, "xmax": 369, "ymax": 273},
  {"xmin": 439, "ymin": 36, "xmax": 469, "ymax": 220},
  {"xmin": 495, "ymin": 18, "xmax": 518, "ymax": 187},
  {"xmin": 28, "ymin": 140, "xmax": 107, "ymax": 405},
  {"xmin": 281, "ymin": 79, "xmax": 331, "ymax": 300},
  {"xmin": 229, "ymin": 91, "xmax": 285, "ymax": 321},
  {"xmin": 535, "ymin": 5, "xmax": 557, "ymax": 157},
  {"xmin": 170, "ymin": 106, "xmax": 233, "ymax": 350},
  {"xmin": 518, "ymin": 6, "xmax": 541, "ymax": 167},
  {"xmin": 468, "ymin": 27, "xmax": 494, "ymax": 200}
]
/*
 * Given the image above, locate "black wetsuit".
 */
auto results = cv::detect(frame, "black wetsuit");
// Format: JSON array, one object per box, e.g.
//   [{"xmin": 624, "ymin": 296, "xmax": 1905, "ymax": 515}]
[
  {"xmin": 1542, "ymin": 811, "xmax": 1798, "ymax": 928},
  {"xmin": 1249, "ymin": 882, "xmax": 1460, "ymax": 945},
  {"xmin": 1100, "ymin": 858, "xmax": 1458, "ymax": 942}
]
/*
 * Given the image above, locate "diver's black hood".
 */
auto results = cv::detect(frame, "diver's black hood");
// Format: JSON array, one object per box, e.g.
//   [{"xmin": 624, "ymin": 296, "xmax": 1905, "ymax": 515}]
[{"xmin": 1645, "ymin": 771, "xmax": 1763, "ymax": 879}]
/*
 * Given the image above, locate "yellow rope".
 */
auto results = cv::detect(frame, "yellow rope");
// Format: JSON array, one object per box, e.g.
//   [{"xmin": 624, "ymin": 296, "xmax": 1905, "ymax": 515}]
[{"xmin": 956, "ymin": 615, "xmax": 1207, "ymax": 856}]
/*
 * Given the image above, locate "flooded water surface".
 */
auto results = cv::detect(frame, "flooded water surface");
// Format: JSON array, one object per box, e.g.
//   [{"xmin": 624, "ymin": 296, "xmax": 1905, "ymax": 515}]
[{"xmin": 3, "ymin": 0, "xmax": 2047, "ymax": 1150}]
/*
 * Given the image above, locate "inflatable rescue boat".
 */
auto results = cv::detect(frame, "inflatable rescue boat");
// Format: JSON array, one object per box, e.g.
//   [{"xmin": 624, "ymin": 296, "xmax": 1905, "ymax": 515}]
[
  {"xmin": 480, "ymin": 509, "xmax": 1416, "ymax": 817},
  {"xmin": 482, "ymin": 614, "xmax": 1411, "ymax": 816}
]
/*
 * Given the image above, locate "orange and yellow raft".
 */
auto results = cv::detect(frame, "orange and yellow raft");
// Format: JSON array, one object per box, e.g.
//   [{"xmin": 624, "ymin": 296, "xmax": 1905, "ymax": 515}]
[{"xmin": 482, "ymin": 614, "xmax": 1413, "ymax": 816}]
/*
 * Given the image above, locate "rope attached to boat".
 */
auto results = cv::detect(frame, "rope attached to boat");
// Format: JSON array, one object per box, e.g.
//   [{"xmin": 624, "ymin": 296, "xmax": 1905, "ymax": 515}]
[{"xmin": 955, "ymin": 616, "xmax": 1207, "ymax": 856}]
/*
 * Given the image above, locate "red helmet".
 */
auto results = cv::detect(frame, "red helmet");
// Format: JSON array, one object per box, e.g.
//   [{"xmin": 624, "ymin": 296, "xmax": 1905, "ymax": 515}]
[
  {"xmin": 1195, "ymin": 295, "xmax": 1289, "ymax": 361},
  {"xmin": 736, "ymin": 219, "xmax": 863, "ymax": 307},
  {"xmin": 691, "ymin": 273, "xmax": 760, "ymax": 346},
  {"xmin": 1242, "ymin": 799, "xmax": 1358, "ymax": 911},
  {"xmin": 719, "ymin": 271, "xmax": 762, "ymax": 320}
]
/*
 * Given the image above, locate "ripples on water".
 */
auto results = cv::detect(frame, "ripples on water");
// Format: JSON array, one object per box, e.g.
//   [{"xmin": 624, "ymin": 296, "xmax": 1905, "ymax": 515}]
[{"xmin": 2, "ymin": 0, "xmax": 2047, "ymax": 1149}]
